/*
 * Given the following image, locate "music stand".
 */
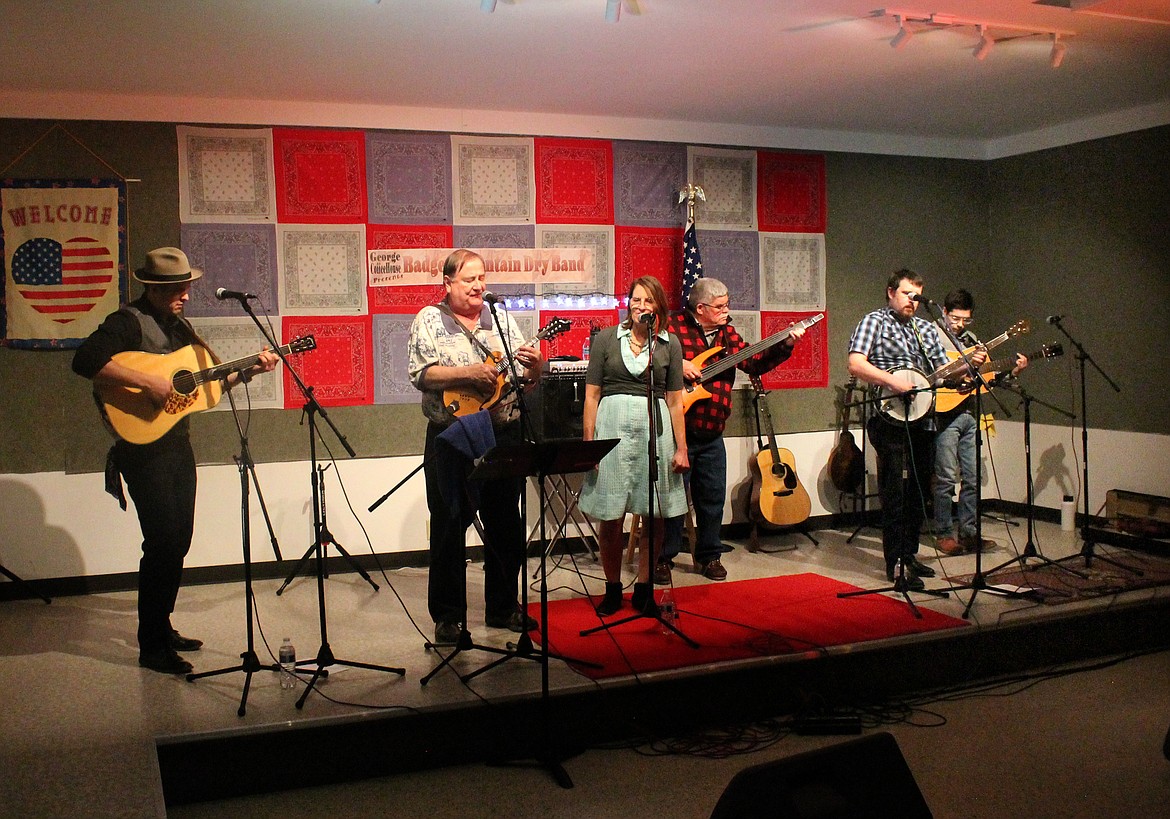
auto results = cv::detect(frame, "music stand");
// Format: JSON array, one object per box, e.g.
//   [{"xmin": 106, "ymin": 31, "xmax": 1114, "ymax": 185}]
[{"xmin": 421, "ymin": 440, "xmax": 608, "ymax": 687}]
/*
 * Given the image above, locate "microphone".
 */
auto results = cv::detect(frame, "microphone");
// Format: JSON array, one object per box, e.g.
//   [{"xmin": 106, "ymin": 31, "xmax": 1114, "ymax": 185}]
[
  {"xmin": 639, "ymin": 312, "xmax": 657, "ymax": 326},
  {"xmin": 215, "ymin": 287, "xmax": 257, "ymax": 301},
  {"xmin": 482, "ymin": 291, "xmax": 499, "ymax": 305},
  {"xmin": 1046, "ymin": 314, "xmax": 1064, "ymax": 325},
  {"xmin": 909, "ymin": 293, "xmax": 934, "ymax": 305}
]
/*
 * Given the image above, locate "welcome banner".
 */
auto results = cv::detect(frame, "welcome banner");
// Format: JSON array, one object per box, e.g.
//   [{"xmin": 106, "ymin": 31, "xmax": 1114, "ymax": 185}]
[{"xmin": 1, "ymin": 179, "xmax": 126, "ymax": 349}]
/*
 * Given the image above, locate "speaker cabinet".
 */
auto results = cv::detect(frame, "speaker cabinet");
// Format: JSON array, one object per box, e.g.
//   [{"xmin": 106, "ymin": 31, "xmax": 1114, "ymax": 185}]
[
  {"xmin": 710, "ymin": 732, "xmax": 931, "ymax": 819},
  {"xmin": 527, "ymin": 376, "xmax": 585, "ymax": 440}
]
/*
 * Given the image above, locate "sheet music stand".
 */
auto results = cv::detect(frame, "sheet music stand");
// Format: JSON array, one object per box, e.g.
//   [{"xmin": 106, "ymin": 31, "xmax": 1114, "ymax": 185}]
[{"xmin": 421, "ymin": 439, "xmax": 614, "ymax": 688}]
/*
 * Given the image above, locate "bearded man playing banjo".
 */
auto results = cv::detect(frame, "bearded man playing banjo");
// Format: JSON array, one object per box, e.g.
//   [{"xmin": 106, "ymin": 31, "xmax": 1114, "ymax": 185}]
[{"xmin": 847, "ymin": 269, "xmax": 987, "ymax": 589}]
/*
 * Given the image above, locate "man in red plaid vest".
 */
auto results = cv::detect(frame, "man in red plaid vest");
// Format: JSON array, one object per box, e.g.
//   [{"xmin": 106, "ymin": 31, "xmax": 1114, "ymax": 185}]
[{"xmin": 660, "ymin": 278, "xmax": 805, "ymax": 582}]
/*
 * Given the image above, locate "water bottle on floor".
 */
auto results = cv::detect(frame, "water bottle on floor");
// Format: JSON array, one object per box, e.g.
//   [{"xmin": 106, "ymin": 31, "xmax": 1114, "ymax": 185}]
[
  {"xmin": 659, "ymin": 587, "xmax": 677, "ymax": 635},
  {"xmin": 279, "ymin": 637, "xmax": 296, "ymax": 689}
]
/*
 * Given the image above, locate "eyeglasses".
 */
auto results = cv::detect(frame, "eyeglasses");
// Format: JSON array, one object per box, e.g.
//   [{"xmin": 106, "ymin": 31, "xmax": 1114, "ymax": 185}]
[
  {"xmin": 951, "ymin": 316, "xmax": 976, "ymax": 326},
  {"xmin": 699, "ymin": 301, "xmax": 731, "ymax": 314}
]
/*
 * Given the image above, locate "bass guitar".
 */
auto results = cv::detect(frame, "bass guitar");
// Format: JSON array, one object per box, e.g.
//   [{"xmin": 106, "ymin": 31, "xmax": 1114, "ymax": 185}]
[
  {"xmin": 682, "ymin": 313, "xmax": 824, "ymax": 413},
  {"xmin": 934, "ymin": 342, "xmax": 1063, "ymax": 413},
  {"xmin": 878, "ymin": 320, "xmax": 1029, "ymax": 423},
  {"xmin": 444, "ymin": 317, "xmax": 570, "ymax": 417},
  {"xmin": 827, "ymin": 377, "xmax": 866, "ymax": 494},
  {"xmin": 747, "ymin": 376, "xmax": 811, "ymax": 527},
  {"xmin": 97, "ymin": 336, "xmax": 317, "ymax": 444}
]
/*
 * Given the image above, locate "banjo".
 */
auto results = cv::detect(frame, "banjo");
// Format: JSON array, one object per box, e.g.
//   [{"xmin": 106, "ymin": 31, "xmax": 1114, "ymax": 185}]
[{"xmin": 876, "ymin": 320, "xmax": 1029, "ymax": 423}]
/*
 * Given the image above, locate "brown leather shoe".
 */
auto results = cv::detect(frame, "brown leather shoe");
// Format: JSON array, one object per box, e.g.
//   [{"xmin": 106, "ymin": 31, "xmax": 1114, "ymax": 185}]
[
  {"xmin": 960, "ymin": 535, "xmax": 998, "ymax": 553},
  {"xmin": 935, "ymin": 536, "xmax": 963, "ymax": 556},
  {"xmin": 653, "ymin": 560, "xmax": 672, "ymax": 586},
  {"xmin": 697, "ymin": 558, "xmax": 728, "ymax": 581}
]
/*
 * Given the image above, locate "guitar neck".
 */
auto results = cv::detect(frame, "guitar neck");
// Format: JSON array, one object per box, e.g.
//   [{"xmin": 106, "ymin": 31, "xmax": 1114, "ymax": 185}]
[
  {"xmin": 490, "ymin": 329, "xmax": 549, "ymax": 376},
  {"xmin": 931, "ymin": 331, "xmax": 1011, "ymax": 383},
  {"xmin": 194, "ymin": 342, "xmax": 293, "ymax": 386},
  {"xmin": 700, "ymin": 313, "xmax": 823, "ymax": 383}
]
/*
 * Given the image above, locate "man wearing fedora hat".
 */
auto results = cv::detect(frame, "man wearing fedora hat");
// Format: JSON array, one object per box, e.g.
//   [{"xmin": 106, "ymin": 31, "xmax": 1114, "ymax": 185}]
[{"xmin": 73, "ymin": 247, "xmax": 279, "ymax": 674}]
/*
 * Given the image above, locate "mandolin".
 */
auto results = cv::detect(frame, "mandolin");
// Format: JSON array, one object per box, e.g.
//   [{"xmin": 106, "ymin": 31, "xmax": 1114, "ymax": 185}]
[
  {"xmin": 827, "ymin": 377, "xmax": 866, "ymax": 494},
  {"xmin": 682, "ymin": 313, "xmax": 823, "ymax": 413},
  {"xmin": 443, "ymin": 317, "xmax": 570, "ymax": 417},
  {"xmin": 934, "ymin": 342, "xmax": 1063, "ymax": 413},
  {"xmin": 96, "ymin": 336, "xmax": 317, "ymax": 444},
  {"xmin": 747, "ymin": 376, "xmax": 812, "ymax": 527}
]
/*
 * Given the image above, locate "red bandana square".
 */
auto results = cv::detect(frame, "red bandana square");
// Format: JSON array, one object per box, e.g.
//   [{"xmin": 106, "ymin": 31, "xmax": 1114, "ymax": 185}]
[
  {"xmin": 759, "ymin": 310, "xmax": 829, "ymax": 390},
  {"xmin": 274, "ymin": 128, "xmax": 367, "ymax": 224},
  {"xmin": 281, "ymin": 315, "xmax": 373, "ymax": 407},
  {"xmin": 535, "ymin": 137, "xmax": 615, "ymax": 225},
  {"xmin": 757, "ymin": 152, "xmax": 827, "ymax": 234}
]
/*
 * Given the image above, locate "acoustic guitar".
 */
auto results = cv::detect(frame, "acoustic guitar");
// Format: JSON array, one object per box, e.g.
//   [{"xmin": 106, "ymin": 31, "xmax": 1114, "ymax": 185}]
[
  {"xmin": 747, "ymin": 376, "xmax": 811, "ymax": 527},
  {"xmin": 96, "ymin": 336, "xmax": 317, "ymax": 444},
  {"xmin": 443, "ymin": 317, "xmax": 570, "ymax": 417},
  {"xmin": 681, "ymin": 313, "xmax": 824, "ymax": 414},
  {"xmin": 827, "ymin": 377, "xmax": 865, "ymax": 494},
  {"xmin": 878, "ymin": 320, "xmax": 1030, "ymax": 423},
  {"xmin": 934, "ymin": 342, "xmax": 1063, "ymax": 413}
]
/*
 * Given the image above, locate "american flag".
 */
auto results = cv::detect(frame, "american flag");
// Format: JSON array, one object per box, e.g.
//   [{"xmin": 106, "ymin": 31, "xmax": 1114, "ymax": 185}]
[
  {"xmin": 11, "ymin": 236, "xmax": 115, "ymax": 324},
  {"xmin": 680, "ymin": 219, "xmax": 703, "ymax": 306}
]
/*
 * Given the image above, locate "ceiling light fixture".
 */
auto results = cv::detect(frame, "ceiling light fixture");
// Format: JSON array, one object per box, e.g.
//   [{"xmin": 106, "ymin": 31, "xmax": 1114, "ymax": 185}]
[
  {"xmin": 890, "ymin": 15, "xmax": 915, "ymax": 49},
  {"xmin": 480, "ymin": 0, "xmax": 497, "ymax": 12},
  {"xmin": 877, "ymin": 8, "xmax": 1075, "ymax": 67},
  {"xmin": 974, "ymin": 24, "xmax": 994, "ymax": 60},
  {"xmin": 1050, "ymin": 33, "xmax": 1067, "ymax": 67},
  {"xmin": 605, "ymin": 0, "xmax": 621, "ymax": 23}
]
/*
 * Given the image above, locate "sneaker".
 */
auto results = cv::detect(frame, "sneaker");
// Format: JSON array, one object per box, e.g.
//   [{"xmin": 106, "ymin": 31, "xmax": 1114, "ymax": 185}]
[
  {"xmin": 653, "ymin": 560, "xmax": 672, "ymax": 586},
  {"xmin": 486, "ymin": 611, "xmax": 539, "ymax": 632},
  {"xmin": 935, "ymin": 536, "xmax": 963, "ymax": 556},
  {"xmin": 138, "ymin": 648, "xmax": 194, "ymax": 675},
  {"xmin": 167, "ymin": 629, "xmax": 203, "ymax": 652},
  {"xmin": 696, "ymin": 557, "xmax": 728, "ymax": 581},
  {"xmin": 433, "ymin": 621, "xmax": 462, "ymax": 646}
]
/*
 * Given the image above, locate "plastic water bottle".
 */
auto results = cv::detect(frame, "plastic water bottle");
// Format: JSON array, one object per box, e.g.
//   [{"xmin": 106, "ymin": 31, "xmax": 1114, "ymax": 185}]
[
  {"xmin": 279, "ymin": 637, "xmax": 296, "ymax": 689},
  {"xmin": 581, "ymin": 335, "xmax": 590, "ymax": 361},
  {"xmin": 659, "ymin": 587, "xmax": 677, "ymax": 634}
]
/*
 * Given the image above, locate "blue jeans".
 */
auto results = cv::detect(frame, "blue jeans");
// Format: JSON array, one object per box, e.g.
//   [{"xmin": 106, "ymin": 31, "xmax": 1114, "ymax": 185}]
[
  {"xmin": 663, "ymin": 435, "xmax": 726, "ymax": 565},
  {"xmin": 933, "ymin": 412, "xmax": 978, "ymax": 539}
]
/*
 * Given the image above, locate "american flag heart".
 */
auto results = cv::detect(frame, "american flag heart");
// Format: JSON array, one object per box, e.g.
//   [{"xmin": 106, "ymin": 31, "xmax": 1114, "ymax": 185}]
[{"xmin": 11, "ymin": 235, "xmax": 116, "ymax": 324}]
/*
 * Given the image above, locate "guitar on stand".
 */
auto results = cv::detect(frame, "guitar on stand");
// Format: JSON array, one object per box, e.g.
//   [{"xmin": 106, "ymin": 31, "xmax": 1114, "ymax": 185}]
[{"xmin": 746, "ymin": 376, "xmax": 816, "ymax": 552}]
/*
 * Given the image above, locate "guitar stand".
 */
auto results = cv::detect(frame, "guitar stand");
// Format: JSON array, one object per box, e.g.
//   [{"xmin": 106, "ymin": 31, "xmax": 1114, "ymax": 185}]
[
  {"xmin": 0, "ymin": 563, "xmax": 50, "ymax": 604},
  {"xmin": 277, "ymin": 464, "xmax": 379, "ymax": 596},
  {"xmin": 748, "ymin": 521, "xmax": 817, "ymax": 554}
]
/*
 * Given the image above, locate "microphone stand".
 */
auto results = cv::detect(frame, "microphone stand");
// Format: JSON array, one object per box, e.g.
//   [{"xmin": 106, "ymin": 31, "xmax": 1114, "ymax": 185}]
[
  {"xmin": 222, "ymin": 296, "xmax": 404, "ymax": 706},
  {"xmin": 1047, "ymin": 317, "xmax": 1135, "ymax": 574},
  {"xmin": 580, "ymin": 318, "xmax": 698, "ymax": 647},
  {"xmin": 186, "ymin": 371, "xmax": 280, "ymax": 714},
  {"xmin": 983, "ymin": 380, "xmax": 1084, "ymax": 580}
]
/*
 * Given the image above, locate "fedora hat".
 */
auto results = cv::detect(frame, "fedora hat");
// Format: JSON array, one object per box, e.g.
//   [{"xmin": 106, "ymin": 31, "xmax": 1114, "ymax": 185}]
[{"xmin": 133, "ymin": 247, "xmax": 203, "ymax": 285}]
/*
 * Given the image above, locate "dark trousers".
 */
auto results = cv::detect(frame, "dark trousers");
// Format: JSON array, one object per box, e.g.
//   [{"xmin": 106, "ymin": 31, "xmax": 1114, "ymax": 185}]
[
  {"xmin": 663, "ymin": 434, "xmax": 727, "ymax": 564},
  {"xmin": 114, "ymin": 434, "xmax": 197, "ymax": 654},
  {"xmin": 867, "ymin": 416, "xmax": 934, "ymax": 572},
  {"xmin": 424, "ymin": 421, "xmax": 525, "ymax": 626}
]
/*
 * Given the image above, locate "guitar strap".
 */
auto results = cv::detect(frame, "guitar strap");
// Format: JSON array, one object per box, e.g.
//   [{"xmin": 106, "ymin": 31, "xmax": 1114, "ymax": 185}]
[
  {"xmin": 436, "ymin": 301, "xmax": 496, "ymax": 361},
  {"xmin": 909, "ymin": 318, "xmax": 932, "ymax": 373}
]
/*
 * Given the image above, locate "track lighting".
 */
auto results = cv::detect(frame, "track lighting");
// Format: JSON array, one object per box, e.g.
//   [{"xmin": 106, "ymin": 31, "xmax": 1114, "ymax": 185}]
[
  {"xmin": 890, "ymin": 16, "xmax": 914, "ymax": 49},
  {"xmin": 974, "ymin": 25, "xmax": 994, "ymax": 61},
  {"xmin": 481, "ymin": 0, "xmax": 497, "ymax": 12},
  {"xmin": 1051, "ymin": 34, "xmax": 1067, "ymax": 68},
  {"xmin": 605, "ymin": 0, "xmax": 621, "ymax": 23}
]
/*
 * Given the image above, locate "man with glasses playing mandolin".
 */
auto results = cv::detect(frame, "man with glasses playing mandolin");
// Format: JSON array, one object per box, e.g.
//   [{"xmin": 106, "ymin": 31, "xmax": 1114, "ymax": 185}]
[
  {"xmin": 658, "ymin": 278, "xmax": 805, "ymax": 583},
  {"xmin": 847, "ymin": 269, "xmax": 986, "ymax": 590}
]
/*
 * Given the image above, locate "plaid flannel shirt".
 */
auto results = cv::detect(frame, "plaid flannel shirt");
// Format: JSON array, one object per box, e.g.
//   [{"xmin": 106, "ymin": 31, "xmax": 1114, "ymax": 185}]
[{"xmin": 667, "ymin": 310, "xmax": 793, "ymax": 441}]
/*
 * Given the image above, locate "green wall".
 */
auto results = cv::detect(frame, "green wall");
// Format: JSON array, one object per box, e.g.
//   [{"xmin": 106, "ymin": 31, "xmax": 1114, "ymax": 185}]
[{"xmin": 1, "ymin": 119, "xmax": 1165, "ymax": 477}]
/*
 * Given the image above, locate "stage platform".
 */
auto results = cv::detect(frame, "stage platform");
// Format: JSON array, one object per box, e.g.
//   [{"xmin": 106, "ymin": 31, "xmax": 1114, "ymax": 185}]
[{"xmin": 2, "ymin": 517, "xmax": 1168, "ymax": 816}]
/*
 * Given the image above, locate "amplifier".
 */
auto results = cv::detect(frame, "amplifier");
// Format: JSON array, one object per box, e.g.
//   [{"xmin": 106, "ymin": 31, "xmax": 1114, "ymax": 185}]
[{"xmin": 527, "ymin": 373, "xmax": 585, "ymax": 440}]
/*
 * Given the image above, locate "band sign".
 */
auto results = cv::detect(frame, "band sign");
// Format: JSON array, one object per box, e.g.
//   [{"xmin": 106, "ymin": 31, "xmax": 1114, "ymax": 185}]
[{"xmin": 368, "ymin": 247, "xmax": 592, "ymax": 287}]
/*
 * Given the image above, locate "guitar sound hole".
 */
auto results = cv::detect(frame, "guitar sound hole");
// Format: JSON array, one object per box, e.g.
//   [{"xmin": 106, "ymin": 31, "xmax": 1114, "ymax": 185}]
[{"xmin": 172, "ymin": 370, "xmax": 196, "ymax": 395}]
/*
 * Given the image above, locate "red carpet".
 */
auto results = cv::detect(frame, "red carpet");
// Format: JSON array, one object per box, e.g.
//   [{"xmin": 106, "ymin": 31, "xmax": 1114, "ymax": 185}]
[{"xmin": 526, "ymin": 573, "xmax": 969, "ymax": 680}]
